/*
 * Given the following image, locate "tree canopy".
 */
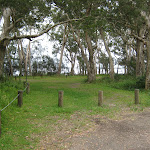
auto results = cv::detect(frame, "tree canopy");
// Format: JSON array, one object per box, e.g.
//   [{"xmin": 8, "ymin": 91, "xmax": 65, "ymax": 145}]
[{"xmin": 1, "ymin": 0, "xmax": 150, "ymax": 89}]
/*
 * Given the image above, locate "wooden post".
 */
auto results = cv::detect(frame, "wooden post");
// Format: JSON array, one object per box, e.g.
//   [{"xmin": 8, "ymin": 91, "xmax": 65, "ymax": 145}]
[
  {"xmin": 0, "ymin": 111, "xmax": 1, "ymax": 137},
  {"xmin": 98, "ymin": 91, "xmax": 103, "ymax": 106},
  {"xmin": 26, "ymin": 83, "xmax": 30, "ymax": 94},
  {"xmin": 18, "ymin": 91, "xmax": 23, "ymax": 107},
  {"xmin": 58, "ymin": 91, "xmax": 64, "ymax": 107},
  {"xmin": 135, "ymin": 89, "xmax": 139, "ymax": 104}
]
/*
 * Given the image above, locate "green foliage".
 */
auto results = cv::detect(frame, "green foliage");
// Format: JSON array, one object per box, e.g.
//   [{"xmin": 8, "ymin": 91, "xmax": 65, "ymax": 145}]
[
  {"xmin": 99, "ymin": 74, "xmax": 144, "ymax": 91},
  {"xmin": 0, "ymin": 75, "xmax": 149, "ymax": 149},
  {"xmin": 135, "ymin": 76, "xmax": 146, "ymax": 89},
  {"xmin": 0, "ymin": 78, "xmax": 24, "ymax": 110}
]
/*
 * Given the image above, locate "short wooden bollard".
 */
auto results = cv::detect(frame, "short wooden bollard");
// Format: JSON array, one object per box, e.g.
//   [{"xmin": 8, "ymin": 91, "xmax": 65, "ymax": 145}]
[
  {"xmin": 58, "ymin": 91, "xmax": 64, "ymax": 107},
  {"xmin": 135, "ymin": 89, "xmax": 139, "ymax": 104},
  {"xmin": 18, "ymin": 90, "xmax": 23, "ymax": 107},
  {"xmin": 0, "ymin": 111, "xmax": 1, "ymax": 137},
  {"xmin": 26, "ymin": 83, "xmax": 30, "ymax": 94},
  {"xmin": 98, "ymin": 91, "xmax": 103, "ymax": 106}
]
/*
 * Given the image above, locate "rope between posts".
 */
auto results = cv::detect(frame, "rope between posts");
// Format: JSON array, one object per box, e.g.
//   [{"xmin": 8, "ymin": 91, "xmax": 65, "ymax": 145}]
[
  {"xmin": 0, "ymin": 86, "xmax": 27, "ymax": 112},
  {"xmin": 23, "ymin": 86, "xmax": 27, "ymax": 93},
  {"xmin": 1, "ymin": 94, "xmax": 20, "ymax": 112}
]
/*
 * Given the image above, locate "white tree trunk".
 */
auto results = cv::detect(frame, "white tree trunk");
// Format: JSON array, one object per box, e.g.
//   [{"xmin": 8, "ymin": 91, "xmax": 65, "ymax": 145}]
[
  {"xmin": 100, "ymin": 28, "xmax": 114, "ymax": 80},
  {"xmin": 85, "ymin": 31, "xmax": 96, "ymax": 82},
  {"xmin": 18, "ymin": 40, "xmax": 23, "ymax": 76},
  {"xmin": 0, "ymin": 8, "xmax": 12, "ymax": 76},
  {"xmin": 6, "ymin": 47, "xmax": 13, "ymax": 76},
  {"xmin": 57, "ymin": 24, "xmax": 68, "ymax": 75}
]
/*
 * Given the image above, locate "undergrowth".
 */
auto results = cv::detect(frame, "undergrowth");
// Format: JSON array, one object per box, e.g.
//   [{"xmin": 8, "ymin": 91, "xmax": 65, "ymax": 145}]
[
  {"xmin": 0, "ymin": 75, "xmax": 149, "ymax": 149},
  {"xmin": 98, "ymin": 74, "xmax": 145, "ymax": 90},
  {"xmin": 0, "ymin": 77, "xmax": 24, "ymax": 110}
]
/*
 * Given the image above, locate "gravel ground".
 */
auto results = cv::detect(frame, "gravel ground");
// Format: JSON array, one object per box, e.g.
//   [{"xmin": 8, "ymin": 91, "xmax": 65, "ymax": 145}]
[{"xmin": 66, "ymin": 109, "xmax": 150, "ymax": 150}]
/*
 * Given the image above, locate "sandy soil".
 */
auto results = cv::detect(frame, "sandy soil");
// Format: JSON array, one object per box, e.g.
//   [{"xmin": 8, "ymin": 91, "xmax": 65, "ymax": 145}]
[
  {"xmin": 66, "ymin": 109, "xmax": 150, "ymax": 150},
  {"xmin": 37, "ymin": 108, "xmax": 150, "ymax": 150}
]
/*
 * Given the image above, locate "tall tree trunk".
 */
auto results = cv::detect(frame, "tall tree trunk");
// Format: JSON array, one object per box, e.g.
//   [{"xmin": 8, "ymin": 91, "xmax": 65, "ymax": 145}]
[
  {"xmin": 0, "ymin": 44, "xmax": 6, "ymax": 77},
  {"xmin": 70, "ymin": 53, "xmax": 76, "ymax": 76},
  {"xmin": 79, "ymin": 61, "xmax": 82, "ymax": 75},
  {"xmin": 140, "ymin": 11, "xmax": 150, "ymax": 89},
  {"xmin": 18, "ymin": 40, "xmax": 23, "ymax": 77},
  {"xmin": 136, "ymin": 28, "xmax": 146, "ymax": 77},
  {"xmin": 70, "ymin": 26, "xmax": 90, "ymax": 77},
  {"xmin": 0, "ymin": 8, "xmax": 12, "ymax": 77},
  {"xmin": 145, "ymin": 32, "xmax": 150, "ymax": 90},
  {"xmin": 28, "ymin": 41, "xmax": 32, "ymax": 76},
  {"xmin": 100, "ymin": 28, "xmax": 114, "ymax": 80},
  {"xmin": 125, "ymin": 42, "xmax": 132, "ymax": 74},
  {"xmin": 136, "ymin": 39, "xmax": 145, "ymax": 77},
  {"xmin": 94, "ymin": 53, "xmax": 97, "ymax": 75},
  {"xmin": 85, "ymin": 31, "xmax": 96, "ymax": 82},
  {"xmin": 98, "ymin": 54, "xmax": 101, "ymax": 74},
  {"xmin": 57, "ymin": 24, "xmax": 68, "ymax": 75},
  {"xmin": 25, "ymin": 44, "xmax": 29, "ymax": 78},
  {"xmin": 6, "ymin": 47, "xmax": 13, "ymax": 76}
]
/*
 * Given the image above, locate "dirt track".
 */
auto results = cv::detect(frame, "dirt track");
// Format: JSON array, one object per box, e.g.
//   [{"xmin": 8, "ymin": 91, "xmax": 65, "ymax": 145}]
[
  {"xmin": 66, "ymin": 109, "xmax": 150, "ymax": 150},
  {"xmin": 38, "ymin": 109, "xmax": 150, "ymax": 150}
]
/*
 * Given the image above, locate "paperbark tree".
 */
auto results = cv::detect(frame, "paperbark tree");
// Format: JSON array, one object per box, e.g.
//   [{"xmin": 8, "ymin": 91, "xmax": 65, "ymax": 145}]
[
  {"xmin": 136, "ymin": 37, "xmax": 145, "ymax": 77},
  {"xmin": 6, "ymin": 47, "xmax": 13, "ymax": 76},
  {"xmin": 57, "ymin": 24, "xmax": 68, "ymax": 75},
  {"xmin": 18, "ymin": 40, "xmax": 23, "ymax": 77},
  {"xmin": 0, "ymin": 1, "xmax": 82, "ymax": 77},
  {"xmin": 85, "ymin": 31, "xmax": 96, "ymax": 82},
  {"xmin": 70, "ymin": 24, "xmax": 96, "ymax": 82},
  {"xmin": 0, "ymin": 8, "xmax": 12, "ymax": 76},
  {"xmin": 141, "ymin": 11, "xmax": 150, "ymax": 89},
  {"xmin": 28, "ymin": 41, "xmax": 32, "ymax": 76},
  {"xmin": 64, "ymin": 32, "xmax": 78, "ymax": 76},
  {"xmin": 100, "ymin": 28, "xmax": 114, "ymax": 80}
]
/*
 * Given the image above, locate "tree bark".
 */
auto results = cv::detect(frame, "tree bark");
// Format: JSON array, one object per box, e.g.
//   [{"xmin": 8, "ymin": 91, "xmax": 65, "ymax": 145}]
[
  {"xmin": 28, "ymin": 41, "xmax": 32, "ymax": 76},
  {"xmin": 6, "ymin": 47, "xmax": 13, "ymax": 76},
  {"xmin": 100, "ymin": 28, "xmax": 114, "ymax": 80},
  {"xmin": 125, "ymin": 42, "xmax": 132, "ymax": 74},
  {"xmin": 141, "ymin": 11, "xmax": 150, "ymax": 89},
  {"xmin": 145, "ymin": 32, "xmax": 150, "ymax": 90},
  {"xmin": 85, "ymin": 31, "xmax": 96, "ymax": 82},
  {"xmin": 57, "ymin": 24, "xmax": 68, "ymax": 75},
  {"xmin": 70, "ymin": 53, "xmax": 76, "ymax": 76},
  {"xmin": 0, "ymin": 43, "xmax": 6, "ymax": 77},
  {"xmin": 0, "ymin": 8, "xmax": 12, "ymax": 77},
  {"xmin": 136, "ymin": 39, "xmax": 145, "ymax": 77},
  {"xmin": 18, "ymin": 40, "xmax": 22, "ymax": 77},
  {"xmin": 136, "ymin": 28, "xmax": 146, "ymax": 77},
  {"xmin": 70, "ymin": 26, "xmax": 90, "ymax": 75}
]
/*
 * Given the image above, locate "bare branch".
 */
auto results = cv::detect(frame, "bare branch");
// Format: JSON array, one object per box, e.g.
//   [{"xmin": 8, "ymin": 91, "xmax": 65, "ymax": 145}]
[
  {"xmin": 6, "ymin": 18, "xmax": 23, "ymax": 33},
  {"xmin": 131, "ymin": 32, "xmax": 147, "ymax": 44},
  {"xmin": 2, "ymin": 18, "xmax": 83, "ymax": 42}
]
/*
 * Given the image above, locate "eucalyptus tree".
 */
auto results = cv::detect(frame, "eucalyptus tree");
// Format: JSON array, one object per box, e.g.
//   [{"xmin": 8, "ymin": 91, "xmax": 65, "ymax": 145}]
[
  {"xmin": 53, "ymin": 0, "xmax": 111, "ymax": 82},
  {"xmin": 98, "ymin": 52, "xmax": 109, "ymax": 74},
  {"xmin": 0, "ymin": 0, "xmax": 51, "ymax": 76},
  {"xmin": 111, "ymin": 0, "xmax": 150, "ymax": 89},
  {"xmin": 50, "ymin": 24, "xmax": 69, "ymax": 75},
  {"xmin": 99, "ymin": 28, "xmax": 115, "ymax": 80},
  {"xmin": 64, "ymin": 31, "xmax": 79, "ymax": 75},
  {"xmin": 0, "ymin": 0, "xmax": 81, "ymax": 77}
]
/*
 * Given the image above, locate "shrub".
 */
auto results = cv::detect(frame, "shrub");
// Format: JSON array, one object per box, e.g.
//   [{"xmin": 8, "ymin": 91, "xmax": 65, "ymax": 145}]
[{"xmin": 135, "ymin": 76, "xmax": 145, "ymax": 89}]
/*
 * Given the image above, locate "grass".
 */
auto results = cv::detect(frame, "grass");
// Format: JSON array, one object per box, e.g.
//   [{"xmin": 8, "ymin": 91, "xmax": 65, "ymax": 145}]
[{"xmin": 0, "ymin": 75, "xmax": 150, "ymax": 149}]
